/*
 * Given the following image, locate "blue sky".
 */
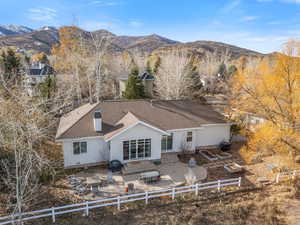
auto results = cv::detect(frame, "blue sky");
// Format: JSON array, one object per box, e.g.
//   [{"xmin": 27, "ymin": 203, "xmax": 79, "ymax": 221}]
[{"xmin": 1, "ymin": 0, "xmax": 300, "ymax": 53}]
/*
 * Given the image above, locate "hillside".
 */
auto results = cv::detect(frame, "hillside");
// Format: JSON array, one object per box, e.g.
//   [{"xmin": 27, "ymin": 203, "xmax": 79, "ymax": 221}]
[
  {"xmin": 0, "ymin": 29, "xmax": 59, "ymax": 54},
  {"xmin": 0, "ymin": 25, "xmax": 264, "ymax": 60}
]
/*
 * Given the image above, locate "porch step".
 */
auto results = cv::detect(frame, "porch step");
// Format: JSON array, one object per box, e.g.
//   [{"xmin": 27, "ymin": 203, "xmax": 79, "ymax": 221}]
[{"xmin": 122, "ymin": 161, "xmax": 157, "ymax": 175}]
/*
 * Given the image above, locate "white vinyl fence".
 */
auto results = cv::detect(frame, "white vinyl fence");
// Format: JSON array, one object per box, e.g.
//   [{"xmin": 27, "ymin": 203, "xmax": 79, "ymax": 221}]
[
  {"xmin": 0, "ymin": 177, "xmax": 241, "ymax": 225},
  {"xmin": 275, "ymin": 170, "xmax": 300, "ymax": 183}
]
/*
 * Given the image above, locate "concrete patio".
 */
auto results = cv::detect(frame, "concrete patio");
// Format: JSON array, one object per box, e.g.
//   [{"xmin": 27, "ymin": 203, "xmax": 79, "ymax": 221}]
[{"xmin": 73, "ymin": 153, "xmax": 207, "ymax": 200}]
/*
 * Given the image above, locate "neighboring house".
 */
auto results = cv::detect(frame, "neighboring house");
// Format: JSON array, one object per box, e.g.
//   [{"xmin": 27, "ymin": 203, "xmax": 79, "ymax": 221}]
[
  {"xmin": 119, "ymin": 72, "xmax": 155, "ymax": 97},
  {"xmin": 55, "ymin": 100, "xmax": 231, "ymax": 169},
  {"xmin": 24, "ymin": 62, "xmax": 54, "ymax": 96}
]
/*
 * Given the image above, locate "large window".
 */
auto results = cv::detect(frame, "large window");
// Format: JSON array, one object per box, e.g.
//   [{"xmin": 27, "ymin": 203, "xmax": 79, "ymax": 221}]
[
  {"xmin": 123, "ymin": 139, "xmax": 151, "ymax": 161},
  {"xmin": 73, "ymin": 142, "xmax": 87, "ymax": 155},
  {"xmin": 186, "ymin": 131, "xmax": 193, "ymax": 142},
  {"xmin": 161, "ymin": 133, "xmax": 173, "ymax": 152}
]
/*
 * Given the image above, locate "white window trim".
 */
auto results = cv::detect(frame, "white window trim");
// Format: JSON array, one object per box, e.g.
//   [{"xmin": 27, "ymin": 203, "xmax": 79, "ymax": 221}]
[
  {"xmin": 123, "ymin": 138, "xmax": 151, "ymax": 162},
  {"xmin": 73, "ymin": 141, "xmax": 87, "ymax": 155},
  {"xmin": 186, "ymin": 131, "xmax": 193, "ymax": 143},
  {"xmin": 161, "ymin": 133, "xmax": 173, "ymax": 152}
]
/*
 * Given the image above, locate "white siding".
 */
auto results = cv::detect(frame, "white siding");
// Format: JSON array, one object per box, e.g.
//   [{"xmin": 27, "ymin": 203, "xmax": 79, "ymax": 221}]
[
  {"xmin": 169, "ymin": 124, "xmax": 230, "ymax": 152},
  {"xmin": 195, "ymin": 124, "xmax": 230, "ymax": 146},
  {"xmin": 110, "ymin": 123, "xmax": 162, "ymax": 163},
  {"xmin": 62, "ymin": 137, "xmax": 109, "ymax": 168}
]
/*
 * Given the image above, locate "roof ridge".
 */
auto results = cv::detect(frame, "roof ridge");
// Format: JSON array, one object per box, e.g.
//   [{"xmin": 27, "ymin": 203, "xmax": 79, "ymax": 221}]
[{"xmin": 56, "ymin": 102, "xmax": 99, "ymax": 139}]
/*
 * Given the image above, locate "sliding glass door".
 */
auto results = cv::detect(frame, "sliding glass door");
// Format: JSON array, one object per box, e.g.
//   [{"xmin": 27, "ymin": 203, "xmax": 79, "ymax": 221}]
[{"xmin": 123, "ymin": 139, "xmax": 151, "ymax": 161}]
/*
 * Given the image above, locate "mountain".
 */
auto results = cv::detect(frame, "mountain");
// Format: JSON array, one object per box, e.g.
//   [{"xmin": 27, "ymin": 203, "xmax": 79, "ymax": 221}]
[
  {"xmin": 111, "ymin": 34, "xmax": 179, "ymax": 53},
  {"xmin": 0, "ymin": 25, "xmax": 33, "ymax": 36},
  {"xmin": 0, "ymin": 25, "xmax": 264, "ymax": 60},
  {"xmin": 0, "ymin": 28, "xmax": 59, "ymax": 54}
]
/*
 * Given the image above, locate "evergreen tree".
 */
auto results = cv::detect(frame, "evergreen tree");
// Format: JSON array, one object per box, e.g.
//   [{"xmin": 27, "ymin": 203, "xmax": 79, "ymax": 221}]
[
  {"xmin": 227, "ymin": 65, "xmax": 238, "ymax": 77},
  {"xmin": 217, "ymin": 63, "xmax": 227, "ymax": 79},
  {"xmin": 0, "ymin": 48, "xmax": 22, "ymax": 84},
  {"xmin": 122, "ymin": 67, "xmax": 145, "ymax": 99},
  {"xmin": 37, "ymin": 75, "xmax": 56, "ymax": 100}
]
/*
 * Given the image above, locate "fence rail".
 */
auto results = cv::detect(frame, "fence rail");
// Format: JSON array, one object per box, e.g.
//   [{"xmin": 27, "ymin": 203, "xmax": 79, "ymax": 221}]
[
  {"xmin": 276, "ymin": 170, "xmax": 300, "ymax": 183},
  {"xmin": 0, "ymin": 177, "xmax": 241, "ymax": 225}
]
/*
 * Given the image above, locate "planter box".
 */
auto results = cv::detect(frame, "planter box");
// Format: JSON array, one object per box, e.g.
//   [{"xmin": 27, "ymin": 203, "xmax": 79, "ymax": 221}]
[
  {"xmin": 216, "ymin": 152, "xmax": 232, "ymax": 160},
  {"xmin": 224, "ymin": 163, "xmax": 243, "ymax": 173},
  {"xmin": 200, "ymin": 150, "xmax": 218, "ymax": 161}
]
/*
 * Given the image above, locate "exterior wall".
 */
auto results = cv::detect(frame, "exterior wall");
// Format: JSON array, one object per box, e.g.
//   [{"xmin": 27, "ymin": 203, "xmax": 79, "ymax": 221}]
[
  {"xmin": 119, "ymin": 80, "xmax": 126, "ymax": 97},
  {"xmin": 62, "ymin": 137, "xmax": 109, "ymax": 168},
  {"xmin": 61, "ymin": 124, "xmax": 230, "ymax": 167},
  {"xmin": 110, "ymin": 123, "xmax": 163, "ymax": 163},
  {"xmin": 168, "ymin": 124, "xmax": 231, "ymax": 152},
  {"xmin": 143, "ymin": 80, "xmax": 154, "ymax": 97}
]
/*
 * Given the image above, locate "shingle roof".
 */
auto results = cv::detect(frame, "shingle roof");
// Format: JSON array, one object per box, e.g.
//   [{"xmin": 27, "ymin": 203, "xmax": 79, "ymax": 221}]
[
  {"xmin": 55, "ymin": 99, "xmax": 227, "ymax": 140},
  {"xmin": 27, "ymin": 65, "xmax": 54, "ymax": 76}
]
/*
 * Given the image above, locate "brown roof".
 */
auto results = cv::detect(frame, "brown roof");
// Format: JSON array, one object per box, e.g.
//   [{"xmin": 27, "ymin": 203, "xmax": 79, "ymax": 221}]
[{"xmin": 56, "ymin": 99, "xmax": 227, "ymax": 140}]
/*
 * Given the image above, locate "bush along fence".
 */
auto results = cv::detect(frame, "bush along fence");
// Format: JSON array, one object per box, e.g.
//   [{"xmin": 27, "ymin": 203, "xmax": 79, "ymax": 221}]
[
  {"xmin": 275, "ymin": 170, "xmax": 300, "ymax": 183},
  {"xmin": 0, "ymin": 177, "xmax": 242, "ymax": 225}
]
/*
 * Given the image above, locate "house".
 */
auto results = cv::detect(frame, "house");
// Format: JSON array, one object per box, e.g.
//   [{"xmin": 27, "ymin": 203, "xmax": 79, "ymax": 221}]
[
  {"xmin": 119, "ymin": 72, "xmax": 155, "ymax": 97},
  {"xmin": 55, "ymin": 100, "xmax": 231, "ymax": 169},
  {"xmin": 24, "ymin": 62, "xmax": 55, "ymax": 96}
]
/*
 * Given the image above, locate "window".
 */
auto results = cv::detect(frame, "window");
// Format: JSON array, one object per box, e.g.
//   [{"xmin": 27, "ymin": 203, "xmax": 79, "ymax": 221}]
[
  {"xmin": 186, "ymin": 131, "xmax": 193, "ymax": 142},
  {"xmin": 130, "ymin": 140, "xmax": 137, "ymax": 159},
  {"xmin": 123, "ymin": 139, "xmax": 151, "ymax": 160},
  {"xmin": 161, "ymin": 133, "xmax": 173, "ymax": 152},
  {"xmin": 73, "ymin": 142, "xmax": 87, "ymax": 155},
  {"xmin": 123, "ymin": 141, "xmax": 129, "ymax": 160}
]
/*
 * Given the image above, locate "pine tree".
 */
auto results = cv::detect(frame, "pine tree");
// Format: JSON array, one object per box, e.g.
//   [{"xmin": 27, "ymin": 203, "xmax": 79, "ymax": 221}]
[
  {"xmin": 0, "ymin": 48, "xmax": 22, "ymax": 84},
  {"xmin": 122, "ymin": 67, "xmax": 145, "ymax": 99}
]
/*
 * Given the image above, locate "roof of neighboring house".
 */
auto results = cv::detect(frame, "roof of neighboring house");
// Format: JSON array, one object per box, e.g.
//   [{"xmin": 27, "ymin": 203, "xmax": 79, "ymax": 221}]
[
  {"xmin": 27, "ymin": 65, "xmax": 54, "ymax": 76},
  {"xmin": 119, "ymin": 72, "xmax": 155, "ymax": 81},
  {"xmin": 55, "ymin": 99, "xmax": 228, "ymax": 140}
]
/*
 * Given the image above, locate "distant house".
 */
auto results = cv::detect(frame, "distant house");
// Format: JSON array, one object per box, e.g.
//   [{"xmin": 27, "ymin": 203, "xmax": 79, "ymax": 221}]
[
  {"xmin": 55, "ymin": 99, "xmax": 231, "ymax": 169},
  {"xmin": 24, "ymin": 62, "xmax": 54, "ymax": 96},
  {"xmin": 119, "ymin": 72, "xmax": 155, "ymax": 97}
]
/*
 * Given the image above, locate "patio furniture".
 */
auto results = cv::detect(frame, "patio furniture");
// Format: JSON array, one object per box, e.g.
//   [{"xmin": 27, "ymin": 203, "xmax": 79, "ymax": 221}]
[
  {"xmin": 106, "ymin": 171, "xmax": 114, "ymax": 184},
  {"xmin": 224, "ymin": 162, "xmax": 243, "ymax": 173},
  {"xmin": 139, "ymin": 170, "xmax": 160, "ymax": 184},
  {"xmin": 127, "ymin": 183, "xmax": 135, "ymax": 193},
  {"xmin": 219, "ymin": 141, "xmax": 231, "ymax": 152},
  {"xmin": 200, "ymin": 150, "xmax": 218, "ymax": 161},
  {"xmin": 90, "ymin": 183, "xmax": 101, "ymax": 196},
  {"xmin": 108, "ymin": 160, "xmax": 123, "ymax": 172},
  {"xmin": 188, "ymin": 157, "xmax": 197, "ymax": 168}
]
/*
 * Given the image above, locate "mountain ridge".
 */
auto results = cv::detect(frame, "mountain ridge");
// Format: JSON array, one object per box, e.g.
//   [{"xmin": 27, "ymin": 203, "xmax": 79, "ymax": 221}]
[{"xmin": 0, "ymin": 25, "xmax": 264, "ymax": 59}]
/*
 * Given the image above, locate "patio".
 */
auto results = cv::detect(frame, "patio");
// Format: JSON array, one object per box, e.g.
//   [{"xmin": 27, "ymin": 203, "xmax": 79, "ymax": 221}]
[{"xmin": 72, "ymin": 153, "xmax": 207, "ymax": 200}]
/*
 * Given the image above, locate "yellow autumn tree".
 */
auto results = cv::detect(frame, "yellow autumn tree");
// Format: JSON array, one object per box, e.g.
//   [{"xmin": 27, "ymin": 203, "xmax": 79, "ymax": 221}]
[
  {"xmin": 230, "ymin": 40, "xmax": 300, "ymax": 161},
  {"xmin": 31, "ymin": 52, "xmax": 48, "ymax": 64}
]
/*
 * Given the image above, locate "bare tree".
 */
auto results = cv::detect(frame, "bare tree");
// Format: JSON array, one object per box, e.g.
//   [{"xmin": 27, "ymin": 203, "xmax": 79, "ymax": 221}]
[
  {"xmin": 197, "ymin": 50, "xmax": 232, "ymax": 94},
  {"xmin": 155, "ymin": 49, "xmax": 195, "ymax": 99}
]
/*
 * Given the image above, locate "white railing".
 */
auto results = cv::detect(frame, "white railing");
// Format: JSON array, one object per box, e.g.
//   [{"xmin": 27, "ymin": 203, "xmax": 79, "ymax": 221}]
[
  {"xmin": 275, "ymin": 170, "xmax": 300, "ymax": 183},
  {"xmin": 0, "ymin": 177, "xmax": 241, "ymax": 225}
]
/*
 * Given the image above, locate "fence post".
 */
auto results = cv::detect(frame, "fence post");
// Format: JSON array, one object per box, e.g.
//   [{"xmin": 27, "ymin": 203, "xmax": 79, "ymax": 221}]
[
  {"xmin": 217, "ymin": 180, "xmax": 221, "ymax": 192},
  {"xmin": 117, "ymin": 196, "xmax": 121, "ymax": 210},
  {"xmin": 238, "ymin": 177, "xmax": 241, "ymax": 187},
  {"xmin": 195, "ymin": 183, "xmax": 198, "ymax": 196},
  {"xmin": 276, "ymin": 173, "xmax": 280, "ymax": 183},
  {"xmin": 145, "ymin": 191, "xmax": 148, "ymax": 204},
  {"xmin": 85, "ymin": 202, "xmax": 89, "ymax": 216},
  {"xmin": 172, "ymin": 187, "xmax": 175, "ymax": 200},
  {"xmin": 51, "ymin": 207, "xmax": 55, "ymax": 223}
]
